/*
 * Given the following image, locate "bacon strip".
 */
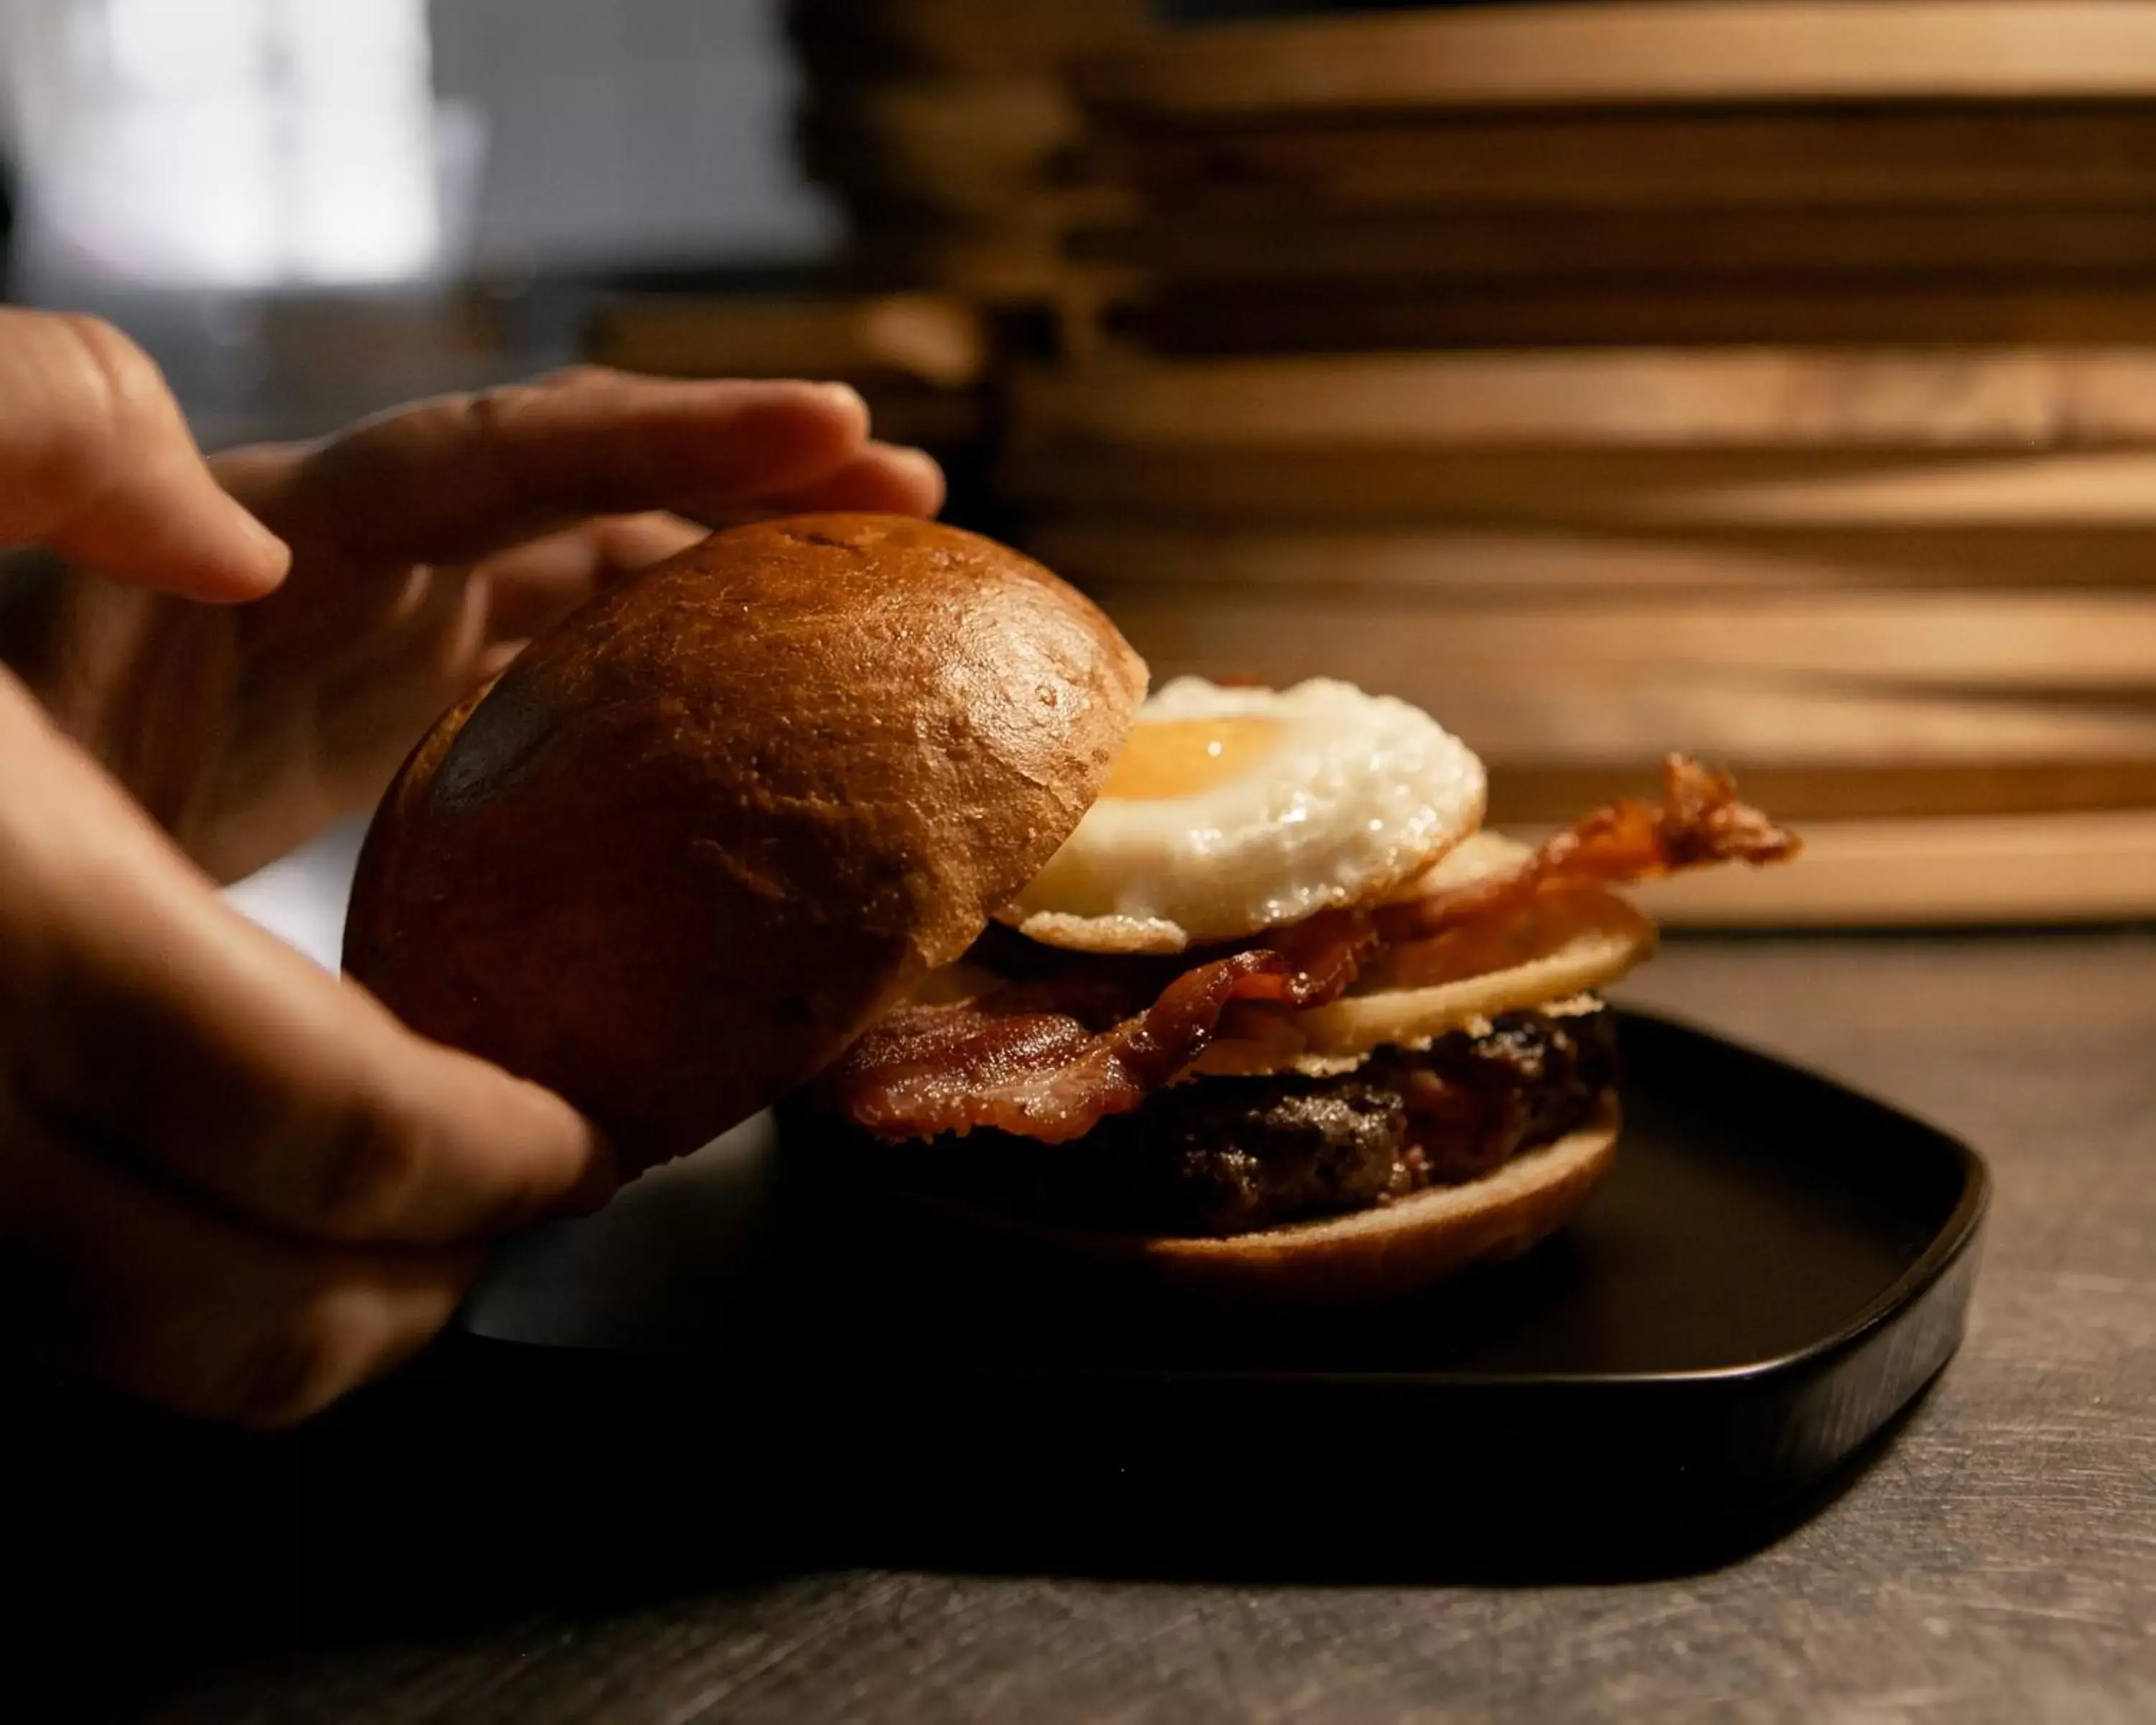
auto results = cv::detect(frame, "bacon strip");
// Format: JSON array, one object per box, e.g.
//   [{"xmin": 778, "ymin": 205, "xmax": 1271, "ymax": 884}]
[
  {"xmin": 819, "ymin": 931, "xmax": 1372, "ymax": 1143},
  {"xmin": 819, "ymin": 756, "xmax": 1796, "ymax": 1144},
  {"xmin": 1378, "ymin": 754, "xmax": 1797, "ymax": 942}
]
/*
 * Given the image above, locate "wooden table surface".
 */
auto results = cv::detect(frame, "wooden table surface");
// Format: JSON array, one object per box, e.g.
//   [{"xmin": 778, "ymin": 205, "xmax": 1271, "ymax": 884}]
[{"xmin": 15, "ymin": 932, "xmax": 2156, "ymax": 1724}]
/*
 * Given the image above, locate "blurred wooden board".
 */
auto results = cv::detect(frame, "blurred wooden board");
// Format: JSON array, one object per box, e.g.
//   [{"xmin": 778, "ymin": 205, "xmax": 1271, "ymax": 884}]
[
  {"xmin": 789, "ymin": 0, "xmax": 1146, "ymax": 79},
  {"xmin": 1627, "ymin": 809, "xmax": 2156, "ymax": 926},
  {"xmin": 588, "ymin": 295, "xmax": 987, "ymax": 390},
  {"xmin": 1106, "ymin": 109, "xmax": 2156, "ymax": 217},
  {"xmin": 1078, "ymin": 206, "xmax": 2156, "ymax": 288},
  {"xmin": 1078, "ymin": 3, "xmax": 2156, "ymax": 114},
  {"xmin": 1024, "ymin": 521, "xmax": 2156, "ymax": 594},
  {"xmin": 1622, "ymin": 451, "xmax": 2156, "ymax": 530},
  {"xmin": 1119, "ymin": 280, "xmax": 2156, "ymax": 354},
  {"xmin": 1488, "ymin": 760, "xmax": 2156, "ymax": 825},
  {"xmin": 1006, "ymin": 445, "xmax": 2156, "ymax": 527},
  {"xmin": 841, "ymin": 221, "xmax": 1080, "ymax": 303},
  {"xmin": 801, "ymin": 170, "xmax": 1054, "ymax": 228},
  {"xmin": 835, "ymin": 391, "xmax": 987, "ymax": 452},
  {"xmin": 1097, "ymin": 583, "xmax": 2156, "ymax": 821},
  {"xmin": 798, "ymin": 78, "xmax": 1080, "ymax": 204},
  {"xmin": 803, "ymin": 160, "xmax": 1068, "ymax": 226},
  {"xmin": 1091, "ymin": 589, "xmax": 2156, "ymax": 694},
  {"xmin": 831, "ymin": 183, "xmax": 1127, "ymax": 242},
  {"xmin": 1015, "ymin": 351, "xmax": 2156, "ymax": 451}
]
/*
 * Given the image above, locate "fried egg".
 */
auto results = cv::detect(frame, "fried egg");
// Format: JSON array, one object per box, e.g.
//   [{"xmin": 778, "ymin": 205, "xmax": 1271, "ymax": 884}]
[{"xmin": 999, "ymin": 676, "xmax": 1486, "ymax": 954}]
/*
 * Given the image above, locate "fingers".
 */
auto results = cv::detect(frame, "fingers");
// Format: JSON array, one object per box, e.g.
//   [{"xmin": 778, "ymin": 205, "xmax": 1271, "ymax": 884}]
[
  {"xmin": 1, "ymin": 671, "xmax": 614, "ymax": 1251},
  {"xmin": 0, "ymin": 1106, "xmax": 478, "ymax": 1428},
  {"xmin": 0, "ymin": 310, "xmax": 289, "ymax": 602},
  {"xmin": 754, "ymin": 442, "xmax": 946, "ymax": 519},
  {"xmin": 574, "ymin": 510, "xmax": 714, "ymax": 571},
  {"xmin": 225, "ymin": 370, "xmax": 903, "ymax": 571},
  {"xmin": 474, "ymin": 510, "xmax": 708, "ymax": 644}
]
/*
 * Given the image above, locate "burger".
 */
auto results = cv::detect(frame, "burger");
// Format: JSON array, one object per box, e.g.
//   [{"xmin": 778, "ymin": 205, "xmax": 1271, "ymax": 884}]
[{"xmin": 346, "ymin": 514, "xmax": 1795, "ymax": 1305}]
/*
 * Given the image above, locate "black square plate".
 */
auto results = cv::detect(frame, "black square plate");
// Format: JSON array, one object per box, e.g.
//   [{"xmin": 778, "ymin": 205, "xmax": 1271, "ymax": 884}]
[{"xmin": 448, "ymin": 1009, "xmax": 1986, "ymax": 1554}]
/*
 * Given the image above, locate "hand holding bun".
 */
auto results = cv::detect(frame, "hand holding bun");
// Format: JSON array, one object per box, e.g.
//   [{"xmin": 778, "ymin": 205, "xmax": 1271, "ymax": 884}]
[{"xmin": 345, "ymin": 514, "xmax": 1147, "ymax": 1172}]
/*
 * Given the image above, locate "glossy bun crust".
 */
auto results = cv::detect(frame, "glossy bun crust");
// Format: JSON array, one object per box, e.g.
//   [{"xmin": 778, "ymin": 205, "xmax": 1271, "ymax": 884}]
[{"xmin": 344, "ymin": 514, "xmax": 1146, "ymax": 1171}]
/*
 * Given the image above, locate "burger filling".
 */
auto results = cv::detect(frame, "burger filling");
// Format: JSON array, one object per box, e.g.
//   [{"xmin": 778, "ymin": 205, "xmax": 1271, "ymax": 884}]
[
  {"xmin": 880, "ymin": 1008, "xmax": 1616, "ymax": 1237},
  {"xmin": 806, "ymin": 758, "xmax": 1793, "ymax": 1241}
]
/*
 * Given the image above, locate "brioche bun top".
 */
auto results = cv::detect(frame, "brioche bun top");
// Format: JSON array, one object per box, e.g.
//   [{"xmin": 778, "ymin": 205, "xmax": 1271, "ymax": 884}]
[{"xmin": 344, "ymin": 513, "xmax": 1146, "ymax": 1170}]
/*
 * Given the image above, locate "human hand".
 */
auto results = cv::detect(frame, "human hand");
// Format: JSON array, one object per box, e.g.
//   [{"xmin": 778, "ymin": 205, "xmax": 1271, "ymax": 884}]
[
  {"xmin": 0, "ymin": 660, "xmax": 614, "ymax": 1425},
  {"xmin": 2, "ymin": 325, "xmax": 941, "ymax": 882},
  {"xmin": 0, "ymin": 310, "xmax": 935, "ymax": 1422}
]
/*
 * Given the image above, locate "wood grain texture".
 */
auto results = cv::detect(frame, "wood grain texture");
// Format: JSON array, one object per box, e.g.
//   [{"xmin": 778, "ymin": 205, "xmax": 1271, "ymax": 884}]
[
  {"xmin": 1079, "ymin": 2, "xmax": 2156, "ymax": 113},
  {"xmin": 1089, "ymin": 589, "xmax": 2156, "ymax": 692},
  {"xmin": 1123, "ymin": 280, "xmax": 2156, "ymax": 356},
  {"xmin": 1014, "ymin": 350, "xmax": 2156, "ymax": 451},
  {"xmin": 1005, "ymin": 443, "xmax": 2156, "ymax": 525},
  {"xmin": 1103, "ymin": 109, "xmax": 2156, "ymax": 216},
  {"xmin": 1079, "ymin": 205, "xmax": 2156, "ymax": 288},
  {"xmin": 1023, "ymin": 520, "xmax": 2156, "ymax": 592},
  {"xmin": 1487, "ymin": 760, "xmax": 2156, "ymax": 825},
  {"xmin": 1633, "ymin": 810, "xmax": 2156, "ymax": 925},
  {"xmin": 100, "ymin": 934, "xmax": 2156, "ymax": 1724}
]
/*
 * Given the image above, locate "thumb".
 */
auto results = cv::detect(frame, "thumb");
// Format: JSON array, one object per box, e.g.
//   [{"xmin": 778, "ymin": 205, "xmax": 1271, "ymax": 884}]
[{"xmin": 0, "ymin": 309, "xmax": 289, "ymax": 602}]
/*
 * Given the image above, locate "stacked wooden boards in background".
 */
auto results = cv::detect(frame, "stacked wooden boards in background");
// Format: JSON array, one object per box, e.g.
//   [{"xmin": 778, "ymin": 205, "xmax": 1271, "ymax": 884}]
[
  {"xmin": 573, "ymin": 4, "xmax": 1156, "ymax": 538},
  {"xmin": 998, "ymin": 1, "xmax": 2156, "ymax": 925},
  {"xmin": 1069, "ymin": 1, "xmax": 2156, "ymax": 351},
  {"xmin": 783, "ymin": 0, "xmax": 1146, "ymax": 303}
]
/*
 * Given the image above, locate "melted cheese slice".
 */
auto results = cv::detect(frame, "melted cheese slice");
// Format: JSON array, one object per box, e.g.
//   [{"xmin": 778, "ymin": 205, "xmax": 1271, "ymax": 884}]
[{"xmin": 1191, "ymin": 885, "xmax": 1654, "ymax": 1077}]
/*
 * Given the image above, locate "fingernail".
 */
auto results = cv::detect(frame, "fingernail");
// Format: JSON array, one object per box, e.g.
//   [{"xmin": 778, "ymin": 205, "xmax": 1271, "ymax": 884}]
[
  {"xmin": 221, "ymin": 497, "xmax": 292, "ymax": 594},
  {"xmin": 810, "ymin": 380, "xmax": 868, "ymax": 424},
  {"xmin": 890, "ymin": 445, "xmax": 947, "ymax": 512},
  {"xmin": 555, "ymin": 1127, "xmax": 621, "ymax": 1218}
]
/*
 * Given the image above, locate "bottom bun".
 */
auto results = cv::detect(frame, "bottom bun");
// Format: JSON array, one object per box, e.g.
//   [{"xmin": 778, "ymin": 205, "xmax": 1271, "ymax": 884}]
[{"xmin": 855, "ymin": 1095, "xmax": 1620, "ymax": 1310}]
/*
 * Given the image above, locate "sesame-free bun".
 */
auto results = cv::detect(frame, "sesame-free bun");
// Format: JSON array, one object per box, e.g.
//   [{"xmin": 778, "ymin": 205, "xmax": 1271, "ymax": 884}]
[
  {"xmin": 851, "ymin": 1098, "xmax": 1619, "ymax": 1308},
  {"xmin": 344, "ymin": 514, "xmax": 1147, "ymax": 1171}
]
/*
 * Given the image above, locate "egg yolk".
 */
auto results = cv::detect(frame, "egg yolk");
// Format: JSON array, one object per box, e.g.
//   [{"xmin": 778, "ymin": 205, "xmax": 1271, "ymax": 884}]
[{"xmin": 1100, "ymin": 717, "xmax": 1280, "ymax": 801}]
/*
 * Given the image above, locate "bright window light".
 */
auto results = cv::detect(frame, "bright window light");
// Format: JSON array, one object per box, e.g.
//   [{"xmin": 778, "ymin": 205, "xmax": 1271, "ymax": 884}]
[{"xmin": 1, "ymin": 0, "xmax": 444, "ymax": 288}]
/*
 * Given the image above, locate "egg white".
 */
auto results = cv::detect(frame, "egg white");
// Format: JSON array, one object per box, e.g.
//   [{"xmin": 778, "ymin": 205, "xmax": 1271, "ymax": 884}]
[{"xmin": 999, "ymin": 677, "xmax": 1486, "ymax": 954}]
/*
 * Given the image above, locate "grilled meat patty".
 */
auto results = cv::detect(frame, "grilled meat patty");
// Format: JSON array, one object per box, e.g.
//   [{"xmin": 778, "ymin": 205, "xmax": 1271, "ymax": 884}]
[{"xmin": 883, "ymin": 1006, "xmax": 1618, "ymax": 1237}]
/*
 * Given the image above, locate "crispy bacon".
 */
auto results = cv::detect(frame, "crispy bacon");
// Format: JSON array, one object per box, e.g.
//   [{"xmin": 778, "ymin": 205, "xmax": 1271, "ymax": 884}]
[
  {"xmin": 819, "ymin": 932, "xmax": 1372, "ymax": 1143},
  {"xmin": 1377, "ymin": 754, "xmax": 1799, "ymax": 942},
  {"xmin": 818, "ymin": 757, "xmax": 1795, "ymax": 1144}
]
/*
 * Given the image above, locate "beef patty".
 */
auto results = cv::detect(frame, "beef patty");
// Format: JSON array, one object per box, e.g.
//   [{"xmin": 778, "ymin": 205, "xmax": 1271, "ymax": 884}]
[{"xmin": 883, "ymin": 1006, "xmax": 1618, "ymax": 1238}]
